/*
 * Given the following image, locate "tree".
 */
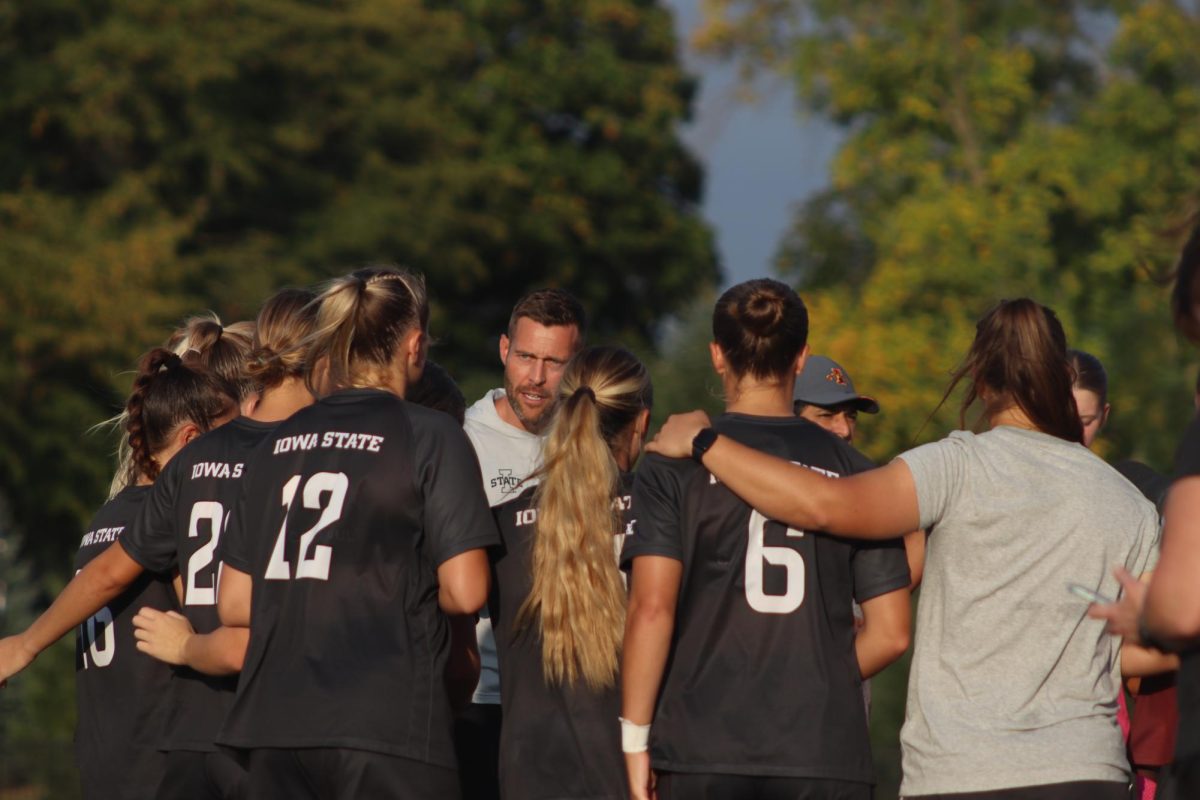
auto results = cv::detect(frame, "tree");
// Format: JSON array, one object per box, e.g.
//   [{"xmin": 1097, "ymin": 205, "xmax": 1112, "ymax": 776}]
[
  {"xmin": 698, "ymin": 0, "xmax": 1200, "ymax": 469},
  {"xmin": 0, "ymin": 0, "xmax": 719, "ymax": 578}
]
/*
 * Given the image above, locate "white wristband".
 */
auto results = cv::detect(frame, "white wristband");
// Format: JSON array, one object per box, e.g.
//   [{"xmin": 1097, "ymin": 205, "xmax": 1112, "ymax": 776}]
[{"xmin": 620, "ymin": 717, "xmax": 651, "ymax": 753}]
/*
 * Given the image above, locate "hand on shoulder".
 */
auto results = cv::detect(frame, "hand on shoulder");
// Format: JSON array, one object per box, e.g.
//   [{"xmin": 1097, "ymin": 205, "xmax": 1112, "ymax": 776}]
[{"xmin": 645, "ymin": 411, "xmax": 712, "ymax": 460}]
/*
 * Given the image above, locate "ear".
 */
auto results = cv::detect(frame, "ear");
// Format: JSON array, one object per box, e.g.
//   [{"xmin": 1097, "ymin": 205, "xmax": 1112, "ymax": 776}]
[
  {"xmin": 406, "ymin": 329, "xmax": 427, "ymax": 369},
  {"xmin": 1101, "ymin": 402, "xmax": 1112, "ymax": 427},
  {"xmin": 794, "ymin": 344, "xmax": 810, "ymax": 377},
  {"xmin": 499, "ymin": 333, "xmax": 511, "ymax": 365},
  {"xmin": 635, "ymin": 407, "xmax": 651, "ymax": 439},
  {"xmin": 708, "ymin": 341, "xmax": 726, "ymax": 376},
  {"xmin": 176, "ymin": 422, "xmax": 203, "ymax": 448}
]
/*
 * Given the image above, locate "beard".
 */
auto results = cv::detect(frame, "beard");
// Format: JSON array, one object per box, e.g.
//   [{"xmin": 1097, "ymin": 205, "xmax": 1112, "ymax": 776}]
[{"xmin": 503, "ymin": 375, "xmax": 556, "ymax": 434}]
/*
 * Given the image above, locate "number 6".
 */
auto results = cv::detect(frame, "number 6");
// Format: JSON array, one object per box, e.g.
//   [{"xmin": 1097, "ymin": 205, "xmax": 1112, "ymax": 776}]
[{"xmin": 745, "ymin": 510, "xmax": 805, "ymax": 614}]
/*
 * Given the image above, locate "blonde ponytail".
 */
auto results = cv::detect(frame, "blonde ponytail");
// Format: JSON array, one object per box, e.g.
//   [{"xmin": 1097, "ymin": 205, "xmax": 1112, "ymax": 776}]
[{"xmin": 517, "ymin": 346, "xmax": 652, "ymax": 689}]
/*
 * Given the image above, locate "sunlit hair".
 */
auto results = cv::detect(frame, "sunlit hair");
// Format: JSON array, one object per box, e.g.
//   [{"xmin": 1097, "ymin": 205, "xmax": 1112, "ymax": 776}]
[
  {"xmin": 123, "ymin": 348, "xmax": 237, "ymax": 485},
  {"xmin": 1068, "ymin": 349, "xmax": 1108, "ymax": 407},
  {"xmin": 1171, "ymin": 218, "xmax": 1200, "ymax": 342},
  {"xmin": 244, "ymin": 288, "xmax": 319, "ymax": 391},
  {"xmin": 941, "ymin": 298, "xmax": 1083, "ymax": 444},
  {"xmin": 304, "ymin": 266, "xmax": 428, "ymax": 396},
  {"xmin": 517, "ymin": 346, "xmax": 652, "ymax": 690},
  {"xmin": 712, "ymin": 279, "xmax": 809, "ymax": 381},
  {"xmin": 165, "ymin": 313, "xmax": 257, "ymax": 401},
  {"xmin": 107, "ymin": 313, "xmax": 255, "ymax": 497},
  {"xmin": 405, "ymin": 361, "xmax": 466, "ymax": 425}
]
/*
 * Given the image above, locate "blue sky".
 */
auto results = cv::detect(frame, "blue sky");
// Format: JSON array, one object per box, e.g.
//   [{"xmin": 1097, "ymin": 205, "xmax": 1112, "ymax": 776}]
[{"xmin": 664, "ymin": 0, "xmax": 843, "ymax": 287}]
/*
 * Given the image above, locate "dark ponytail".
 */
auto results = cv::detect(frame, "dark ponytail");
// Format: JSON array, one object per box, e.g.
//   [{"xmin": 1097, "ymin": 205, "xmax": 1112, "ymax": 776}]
[
  {"xmin": 942, "ymin": 298, "xmax": 1082, "ymax": 444},
  {"xmin": 123, "ymin": 348, "xmax": 238, "ymax": 484}
]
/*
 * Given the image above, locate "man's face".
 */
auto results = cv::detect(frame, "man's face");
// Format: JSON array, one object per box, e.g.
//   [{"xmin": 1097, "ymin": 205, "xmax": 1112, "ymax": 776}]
[
  {"xmin": 797, "ymin": 402, "xmax": 858, "ymax": 443},
  {"xmin": 499, "ymin": 317, "xmax": 580, "ymax": 433}
]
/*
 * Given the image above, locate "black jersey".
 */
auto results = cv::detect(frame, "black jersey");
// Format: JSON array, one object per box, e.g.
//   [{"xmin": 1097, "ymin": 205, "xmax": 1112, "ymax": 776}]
[
  {"xmin": 489, "ymin": 477, "xmax": 634, "ymax": 800},
  {"xmin": 620, "ymin": 414, "xmax": 910, "ymax": 782},
  {"xmin": 216, "ymin": 388, "xmax": 499, "ymax": 767},
  {"xmin": 1172, "ymin": 415, "xmax": 1200, "ymax": 763},
  {"xmin": 73, "ymin": 485, "xmax": 173, "ymax": 800},
  {"xmin": 120, "ymin": 416, "xmax": 278, "ymax": 752}
]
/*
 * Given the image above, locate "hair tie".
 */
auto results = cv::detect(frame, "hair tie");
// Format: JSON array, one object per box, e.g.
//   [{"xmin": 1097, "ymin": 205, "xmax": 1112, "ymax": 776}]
[{"xmin": 574, "ymin": 386, "xmax": 596, "ymax": 402}]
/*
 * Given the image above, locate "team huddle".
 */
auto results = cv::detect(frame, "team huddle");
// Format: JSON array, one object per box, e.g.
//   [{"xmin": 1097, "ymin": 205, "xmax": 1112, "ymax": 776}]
[{"xmin": 0, "ymin": 263, "xmax": 1194, "ymax": 800}]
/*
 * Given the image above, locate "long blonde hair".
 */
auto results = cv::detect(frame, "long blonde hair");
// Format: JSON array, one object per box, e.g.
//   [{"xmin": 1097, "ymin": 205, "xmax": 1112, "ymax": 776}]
[
  {"xmin": 517, "ymin": 346, "xmax": 652, "ymax": 689},
  {"xmin": 303, "ymin": 266, "xmax": 428, "ymax": 396}
]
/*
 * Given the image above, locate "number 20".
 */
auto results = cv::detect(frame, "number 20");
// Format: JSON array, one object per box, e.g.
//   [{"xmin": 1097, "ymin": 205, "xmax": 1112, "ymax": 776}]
[
  {"xmin": 744, "ymin": 510, "xmax": 805, "ymax": 614},
  {"xmin": 265, "ymin": 472, "xmax": 348, "ymax": 581}
]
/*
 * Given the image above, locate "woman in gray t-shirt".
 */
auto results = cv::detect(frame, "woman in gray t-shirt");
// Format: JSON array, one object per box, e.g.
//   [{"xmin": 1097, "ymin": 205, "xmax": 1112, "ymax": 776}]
[{"xmin": 645, "ymin": 298, "xmax": 1159, "ymax": 800}]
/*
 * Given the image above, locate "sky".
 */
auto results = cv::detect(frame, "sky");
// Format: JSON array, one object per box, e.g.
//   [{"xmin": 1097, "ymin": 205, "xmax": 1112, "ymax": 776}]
[{"xmin": 663, "ymin": 0, "xmax": 843, "ymax": 288}]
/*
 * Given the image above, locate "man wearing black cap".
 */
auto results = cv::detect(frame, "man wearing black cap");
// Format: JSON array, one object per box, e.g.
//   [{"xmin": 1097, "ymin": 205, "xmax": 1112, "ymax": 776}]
[{"xmin": 792, "ymin": 355, "xmax": 879, "ymax": 445}]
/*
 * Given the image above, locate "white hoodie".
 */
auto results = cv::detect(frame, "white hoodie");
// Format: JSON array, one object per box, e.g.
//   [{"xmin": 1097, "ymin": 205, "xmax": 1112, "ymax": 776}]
[{"xmin": 463, "ymin": 388, "xmax": 545, "ymax": 704}]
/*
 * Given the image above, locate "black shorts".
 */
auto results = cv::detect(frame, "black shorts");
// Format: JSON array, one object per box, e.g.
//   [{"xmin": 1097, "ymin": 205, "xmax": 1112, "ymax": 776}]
[
  {"xmin": 156, "ymin": 750, "xmax": 247, "ymax": 800},
  {"xmin": 911, "ymin": 781, "xmax": 1129, "ymax": 800},
  {"xmin": 655, "ymin": 773, "xmax": 872, "ymax": 800},
  {"xmin": 245, "ymin": 747, "xmax": 459, "ymax": 800},
  {"xmin": 1157, "ymin": 754, "xmax": 1200, "ymax": 800}
]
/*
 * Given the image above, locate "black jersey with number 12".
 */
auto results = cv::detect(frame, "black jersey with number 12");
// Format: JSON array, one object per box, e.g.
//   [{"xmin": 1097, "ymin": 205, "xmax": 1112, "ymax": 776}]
[
  {"xmin": 621, "ymin": 414, "xmax": 910, "ymax": 783},
  {"xmin": 74, "ymin": 485, "xmax": 174, "ymax": 800},
  {"xmin": 216, "ymin": 388, "xmax": 499, "ymax": 767},
  {"xmin": 120, "ymin": 417, "xmax": 279, "ymax": 753}
]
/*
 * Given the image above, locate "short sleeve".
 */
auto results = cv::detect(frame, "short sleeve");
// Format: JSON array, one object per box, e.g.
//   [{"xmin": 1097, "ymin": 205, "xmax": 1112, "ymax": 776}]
[
  {"xmin": 215, "ymin": 481, "xmax": 254, "ymax": 575},
  {"xmin": 120, "ymin": 456, "xmax": 184, "ymax": 572},
  {"xmin": 851, "ymin": 538, "xmax": 911, "ymax": 602},
  {"xmin": 1174, "ymin": 415, "xmax": 1200, "ymax": 479},
  {"xmin": 1124, "ymin": 501, "xmax": 1162, "ymax": 578},
  {"xmin": 894, "ymin": 434, "xmax": 970, "ymax": 531},
  {"xmin": 416, "ymin": 414, "xmax": 501, "ymax": 566},
  {"xmin": 620, "ymin": 455, "xmax": 688, "ymax": 568}
]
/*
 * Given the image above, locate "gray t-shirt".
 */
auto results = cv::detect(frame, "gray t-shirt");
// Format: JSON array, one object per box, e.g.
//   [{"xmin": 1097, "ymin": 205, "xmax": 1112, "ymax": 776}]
[{"xmin": 896, "ymin": 426, "xmax": 1159, "ymax": 796}]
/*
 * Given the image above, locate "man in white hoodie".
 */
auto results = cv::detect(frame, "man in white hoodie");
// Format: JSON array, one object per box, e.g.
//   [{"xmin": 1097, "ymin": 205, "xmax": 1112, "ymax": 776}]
[{"xmin": 458, "ymin": 288, "xmax": 586, "ymax": 799}]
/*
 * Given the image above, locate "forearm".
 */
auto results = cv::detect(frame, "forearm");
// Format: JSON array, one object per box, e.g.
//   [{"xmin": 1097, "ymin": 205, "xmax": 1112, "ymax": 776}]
[
  {"xmin": 1121, "ymin": 641, "xmax": 1180, "ymax": 678},
  {"xmin": 1143, "ymin": 478, "xmax": 1200, "ymax": 644},
  {"xmin": 855, "ymin": 590, "xmax": 911, "ymax": 679},
  {"xmin": 445, "ymin": 614, "xmax": 480, "ymax": 713},
  {"xmin": 621, "ymin": 604, "xmax": 675, "ymax": 724},
  {"xmin": 25, "ymin": 548, "xmax": 137, "ymax": 654},
  {"xmin": 698, "ymin": 436, "xmax": 836, "ymax": 532},
  {"xmin": 180, "ymin": 626, "xmax": 249, "ymax": 675}
]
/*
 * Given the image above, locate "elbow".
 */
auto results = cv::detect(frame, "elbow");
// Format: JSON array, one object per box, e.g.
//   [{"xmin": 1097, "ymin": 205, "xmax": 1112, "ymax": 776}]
[
  {"xmin": 440, "ymin": 583, "xmax": 488, "ymax": 616},
  {"xmin": 887, "ymin": 627, "xmax": 912, "ymax": 661},
  {"xmin": 627, "ymin": 596, "xmax": 675, "ymax": 631}
]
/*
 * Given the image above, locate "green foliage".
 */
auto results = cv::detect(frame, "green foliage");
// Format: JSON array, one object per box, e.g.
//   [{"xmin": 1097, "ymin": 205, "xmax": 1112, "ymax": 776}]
[
  {"xmin": 0, "ymin": 0, "xmax": 718, "ymax": 578},
  {"xmin": 701, "ymin": 0, "xmax": 1200, "ymax": 470}
]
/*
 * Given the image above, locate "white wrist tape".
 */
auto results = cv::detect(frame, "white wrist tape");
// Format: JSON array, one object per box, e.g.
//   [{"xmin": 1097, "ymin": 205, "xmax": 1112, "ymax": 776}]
[{"xmin": 619, "ymin": 717, "xmax": 651, "ymax": 753}]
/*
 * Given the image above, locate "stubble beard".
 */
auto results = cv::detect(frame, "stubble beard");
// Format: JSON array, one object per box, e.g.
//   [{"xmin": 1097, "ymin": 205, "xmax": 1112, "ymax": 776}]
[{"xmin": 504, "ymin": 377, "xmax": 555, "ymax": 435}]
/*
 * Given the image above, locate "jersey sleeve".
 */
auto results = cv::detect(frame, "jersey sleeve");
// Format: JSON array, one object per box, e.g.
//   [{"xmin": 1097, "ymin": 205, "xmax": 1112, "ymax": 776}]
[
  {"xmin": 119, "ymin": 456, "xmax": 184, "ymax": 573},
  {"xmin": 1174, "ymin": 415, "xmax": 1200, "ymax": 479},
  {"xmin": 894, "ymin": 434, "xmax": 969, "ymax": 531},
  {"xmin": 620, "ymin": 454, "xmax": 688, "ymax": 568},
  {"xmin": 850, "ymin": 538, "xmax": 911, "ymax": 602},
  {"xmin": 215, "ymin": 480, "xmax": 254, "ymax": 575},
  {"xmin": 415, "ymin": 412, "xmax": 500, "ymax": 566}
]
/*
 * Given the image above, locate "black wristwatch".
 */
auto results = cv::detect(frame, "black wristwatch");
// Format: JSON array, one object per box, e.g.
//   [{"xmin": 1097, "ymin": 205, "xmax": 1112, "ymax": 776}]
[{"xmin": 691, "ymin": 427, "xmax": 719, "ymax": 462}]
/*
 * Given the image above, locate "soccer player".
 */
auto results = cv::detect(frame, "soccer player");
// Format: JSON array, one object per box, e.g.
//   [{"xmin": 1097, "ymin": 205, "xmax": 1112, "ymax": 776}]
[
  {"xmin": 490, "ymin": 346, "xmax": 651, "ymax": 800},
  {"xmin": 72, "ymin": 348, "xmax": 238, "ymax": 800},
  {"xmin": 622, "ymin": 279, "xmax": 911, "ymax": 800},
  {"xmin": 652, "ymin": 298, "xmax": 1159, "ymax": 799},
  {"xmin": 459, "ymin": 288, "xmax": 586, "ymax": 799},
  {"xmin": 213, "ymin": 268, "xmax": 497, "ymax": 800}
]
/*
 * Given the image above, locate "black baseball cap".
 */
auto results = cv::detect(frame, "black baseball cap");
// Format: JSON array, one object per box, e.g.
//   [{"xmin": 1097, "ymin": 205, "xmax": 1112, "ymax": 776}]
[{"xmin": 793, "ymin": 355, "xmax": 880, "ymax": 414}]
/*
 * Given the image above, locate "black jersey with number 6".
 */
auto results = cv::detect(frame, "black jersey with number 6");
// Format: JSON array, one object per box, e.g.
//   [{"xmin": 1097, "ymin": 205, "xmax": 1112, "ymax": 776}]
[
  {"xmin": 620, "ymin": 414, "xmax": 910, "ymax": 783},
  {"xmin": 120, "ymin": 417, "xmax": 278, "ymax": 753},
  {"xmin": 74, "ymin": 485, "xmax": 174, "ymax": 800},
  {"xmin": 489, "ymin": 476, "xmax": 634, "ymax": 800},
  {"xmin": 216, "ymin": 388, "xmax": 499, "ymax": 766}
]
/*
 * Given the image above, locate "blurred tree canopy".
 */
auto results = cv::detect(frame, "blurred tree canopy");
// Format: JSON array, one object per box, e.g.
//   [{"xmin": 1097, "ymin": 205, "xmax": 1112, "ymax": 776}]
[
  {"xmin": 698, "ymin": 0, "xmax": 1200, "ymax": 466},
  {"xmin": 0, "ymin": 0, "xmax": 718, "ymax": 580}
]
